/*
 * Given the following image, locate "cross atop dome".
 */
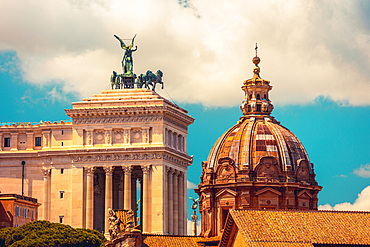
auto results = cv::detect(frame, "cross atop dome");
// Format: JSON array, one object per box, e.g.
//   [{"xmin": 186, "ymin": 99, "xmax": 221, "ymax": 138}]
[{"xmin": 240, "ymin": 44, "xmax": 274, "ymax": 117}]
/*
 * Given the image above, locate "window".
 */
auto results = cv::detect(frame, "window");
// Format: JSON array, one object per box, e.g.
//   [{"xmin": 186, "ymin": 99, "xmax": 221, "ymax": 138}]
[
  {"xmin": 59, "ymin": 216, "xmax": 64, "ymax": 224},
  {"xmin": 15, "ymin": 224, "xmax": 19, "ymax": 227},
  {"xmin": 60, "ymin": 191, "xmax": 65, "ymax": 199},
  {"xmin": 264, "ymin": 94, "xmax": 267, "ymax": 99},
  {"xmin": 31, "ymin": 210, "xmax": 34, "ymax": 220},
  {"xmin": 15, "ymin": 206, "xmax": 20, "ymax": 216},
  {"xmin": 4, "ymin": 138, "xmax": 10, "ymax": 147},
  {"xmin": 256, "ymin": 94, "xmax": 260, "ymax": 100},
  {"xmin": 257, "ymin": 104, "xmax": 261, "ymax": 112},
  {"xmin": 61, "ymin": 168, "xmax": 64, "ymax": 174},
  {"xmin": 61, "ymin": 142, "xmax": 64, "ymax": 146},
  {"xmin": 249, "ymin": 94, "xmax": 252, "ymax": 100},
  {"xmin": 61, "ymin": 130, "xmax": 64, "ymax": 135},
  {"xmin": 24, "ymin": 208, "xmax": 27, "ymax": 218},
  {"xmin": 35, "ymin": 137, "xmax": 42, "ymax": 146}
]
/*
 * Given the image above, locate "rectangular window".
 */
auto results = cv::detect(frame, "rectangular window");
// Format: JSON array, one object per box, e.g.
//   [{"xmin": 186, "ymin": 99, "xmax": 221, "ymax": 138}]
[
  {"xmin": 15, "ymin": 206, "xmax": 20, "ymax": 216},
  {"xmin": 4, "ymin": 138, "xmax": 10, "ymax": 147},
  {"xmin": 24, "ymin": 208, "xmax": 27, "ymax": 218},
  {"xmin": 61, "ymin": 142, "xmax": 64, "ymax": 146},
  {"xmin": 31, "ymin": 210, "xmax": 34, "ymax": 220},
  {"xmin": 59, "ymin": 216, "xmax": 64, "ymax": 224},
  {"xmin": 257, "ymin": 104, "xmax": 261, "ymax": 112},
  {"xmin": 35, "ymin": 137, "xmax": 42, "ymax": 146},
  {"xmin": 61, "ymin": 168, "xmax": 64, "ymax": 174},
  {"xmin": 61, "ymin": 130, "xmax": 64, "ymax": 135},
  {"xmin": 60, "ymin": 191, "xmax": 65, "ymax": 199}
]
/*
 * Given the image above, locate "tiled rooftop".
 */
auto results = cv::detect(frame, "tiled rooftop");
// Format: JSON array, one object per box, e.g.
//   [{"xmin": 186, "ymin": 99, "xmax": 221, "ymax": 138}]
[
  {"xmin": 229, "ymin": 209, "xmax": 370, "ymax": 246},
  {"xmin": 142, "ymin": 234, "xmax": 209, "ymax": 247}
]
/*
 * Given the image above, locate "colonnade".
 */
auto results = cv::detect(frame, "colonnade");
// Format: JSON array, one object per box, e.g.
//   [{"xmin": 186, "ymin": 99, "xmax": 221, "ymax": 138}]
[
  {"xmin": 42, "ymin": 164, "xmax": 187, "ymax": 235},
  {"xmin": 166, "ymin": 167, "xmax": 186, "ymax": 235},
  {"xmin": 41, "ymin": 165, "xmax": 152, "ymax": 234}
]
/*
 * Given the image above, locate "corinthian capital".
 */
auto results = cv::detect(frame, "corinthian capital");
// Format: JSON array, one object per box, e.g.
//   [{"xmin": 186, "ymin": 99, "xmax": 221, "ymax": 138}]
[
  {"xmin": 142, "ymin": 165, "xmax": 151, "ymax": 174},
  {"xmin": 104, "ymin": 166, "xmax": 114, "ymax": 175},
  {"xmin": 42, "ymin": 167, "xmax": 51, "ymax": 176},
  {"xmin": 85, "ymin": 167, "xmax": 96, "ymax": 175},
  {"xmin": 122, "ymin": 166, "xmax": 133, "ymax": 174}
]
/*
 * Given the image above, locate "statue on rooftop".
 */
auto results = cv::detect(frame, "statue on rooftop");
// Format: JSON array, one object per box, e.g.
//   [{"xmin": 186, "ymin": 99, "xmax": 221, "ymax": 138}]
[{"xmin": 114, "ymin": 34, "xmax": 137, "ymax": 76}]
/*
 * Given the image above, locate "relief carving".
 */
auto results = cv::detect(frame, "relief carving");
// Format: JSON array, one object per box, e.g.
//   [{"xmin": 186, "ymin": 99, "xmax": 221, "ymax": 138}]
[
  {"xmin": 296, "ymin": 159, "xmax": 310, "ymax": 181},
  {"xmin": 216, "ymin": 157, "xmax": 236, "ymax": 182},
  {"xmin": 255, "ymin": 156, "xmax": 281, "ymax": 182}
]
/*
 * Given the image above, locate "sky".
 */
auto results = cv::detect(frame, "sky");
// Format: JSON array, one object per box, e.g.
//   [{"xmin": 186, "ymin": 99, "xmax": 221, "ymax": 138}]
[{"xmin": 0, "ymin": 0, "xmax": 369, "ymax": 233}]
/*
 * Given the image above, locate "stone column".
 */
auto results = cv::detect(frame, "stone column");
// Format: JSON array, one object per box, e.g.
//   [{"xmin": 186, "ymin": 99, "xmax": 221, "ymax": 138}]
[
  {"xmin": 183, "ymin": 171, "xmax": 188, "ymax": 234},
  {"xmin": 104, "ymin": 166, "xmax": 114, "ymax": 234},
  {"xmin": 178, "ymin": 172, "xmax": 184, "ymax": 235},
  {"xmin": 123, "ymin": 166, "xmax": 132, "ymax": 210},
  {"xmin": 42, "ymin": 167, "xmax": 51, "ymax": 220},
  {"xmin": 142, "ymin": 165, "xmax": 151, "ymax": 233},
  {"xmin": 167, "ymin": 168, "xmax": 173, "ymax": 234},
  {"xmin": 86, "ymin": 167, "xmax": 95, "ymax": 229},
  {"xmin": 173, "ymin": 170, "xmax": 179, "ymax": 235}
]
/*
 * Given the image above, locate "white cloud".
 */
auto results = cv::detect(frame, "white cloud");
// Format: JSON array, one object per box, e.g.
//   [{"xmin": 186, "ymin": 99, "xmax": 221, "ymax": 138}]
[
  {"xmin": 319, "ymin": 186, "xmax": 370, "ymax": 211},
  {"xmin": 187, "ymin": 180, "xmax": 197, "ymax": 190},
  {"xmin": 354, "ymin": 164, "xmax": 370, "ymax": 178},
  {"xmin": 187, "ymin": 218, "xmax": 201, "ymax": 236},
  {"xmin": 0, "ymin": 0, "xmax": 369, "ymax": 107}
]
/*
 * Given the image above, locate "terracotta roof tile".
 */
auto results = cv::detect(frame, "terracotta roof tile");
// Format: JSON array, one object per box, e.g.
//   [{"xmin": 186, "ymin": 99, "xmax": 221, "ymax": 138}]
[
  {"xmin": 229, "ymin": 209, "xmax": 370, "ymax": 245},
  {"xmin": 143, "ymin": 234, "xmax": 207, "ymax": 247}
]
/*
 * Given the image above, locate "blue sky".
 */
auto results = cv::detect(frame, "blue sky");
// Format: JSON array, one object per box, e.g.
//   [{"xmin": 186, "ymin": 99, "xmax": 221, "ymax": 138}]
[{"xmin": 0, "ymin": 0, "xmax": 369, "ymax": 226}]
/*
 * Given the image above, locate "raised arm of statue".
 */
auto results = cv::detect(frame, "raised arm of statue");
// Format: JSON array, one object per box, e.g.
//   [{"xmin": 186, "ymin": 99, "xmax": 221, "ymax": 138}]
[{"xmin": 114, "ymin": 35, "xmax": 127, "ymax": 49}]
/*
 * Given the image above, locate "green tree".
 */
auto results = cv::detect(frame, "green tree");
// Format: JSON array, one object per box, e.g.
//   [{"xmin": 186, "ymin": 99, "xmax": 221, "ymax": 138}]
[{"xmin": 0, "ymin": 221, "xmax": 106, "ymax": 247}]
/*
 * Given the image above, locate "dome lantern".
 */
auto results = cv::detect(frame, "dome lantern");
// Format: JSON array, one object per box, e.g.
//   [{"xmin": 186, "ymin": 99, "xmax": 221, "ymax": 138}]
[{"xmin": 240, "ymin": 43, "xmax": 274, "ymax": 117}]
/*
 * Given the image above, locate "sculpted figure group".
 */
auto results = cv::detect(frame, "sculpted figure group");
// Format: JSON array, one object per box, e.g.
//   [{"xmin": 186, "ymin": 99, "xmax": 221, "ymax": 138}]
[{"xmin": 111, "ymin": 34, "xmax": 164, "ymax": 92}]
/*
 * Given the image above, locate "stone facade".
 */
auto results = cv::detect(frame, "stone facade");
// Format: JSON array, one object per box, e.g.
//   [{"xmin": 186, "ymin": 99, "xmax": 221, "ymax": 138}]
[
  {"xmin": 0, "ymin": 89, "xmax": 194, "ymax": 235},
  {"xmin": 195, "ymin": 51, "xmax": 322, "ymax": 238},
  {"xmin": 0, "ymin": 194, "xmax": 40, "ymax": 228}
]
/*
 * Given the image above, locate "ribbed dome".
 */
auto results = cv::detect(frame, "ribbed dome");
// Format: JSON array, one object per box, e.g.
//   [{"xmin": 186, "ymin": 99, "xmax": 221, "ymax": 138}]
[
  {"xmin": 206, "ymin": 117, "xmax": 311, "ymax": 174},
  {"xmin": 196, "ymin": 46, "xmax": 321, "ymax": 238}
]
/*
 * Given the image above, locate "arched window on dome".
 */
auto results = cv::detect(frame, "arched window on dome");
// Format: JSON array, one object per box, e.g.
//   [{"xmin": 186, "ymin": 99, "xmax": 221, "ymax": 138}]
[
  {"xmin": 257, "ymin": 104, "xmax": 261, "ymax": 112},
  {"xmin": 256, "ymin": 94, "xmax": 260, "ymax": 100},
  {"xmin": 264, "ymin": 94, "xmax": 267, "ymax": 99},
  {"xmin": 249, "ymin": 94, "xmax": 253, "ymax": 100}
]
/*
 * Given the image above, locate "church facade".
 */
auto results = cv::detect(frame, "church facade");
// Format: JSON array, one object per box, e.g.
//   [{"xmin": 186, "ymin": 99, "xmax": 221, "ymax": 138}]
[{"xmin": 0, "ymin": 89, "xmax": 194, "ymax": 235}]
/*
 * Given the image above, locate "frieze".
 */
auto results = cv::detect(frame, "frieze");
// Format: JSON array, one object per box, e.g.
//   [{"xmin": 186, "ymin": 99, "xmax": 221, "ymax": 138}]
[
  {"xmin": 71, "ymin": 152, "xmax": 189, "ymax": 167},
  {"xmin": 73, "ymin": 116, "xmax": 163, "ymax": 125},
  {"xmin": 71, "ymin": 153, "xmax": 163, "ymax": 163}
]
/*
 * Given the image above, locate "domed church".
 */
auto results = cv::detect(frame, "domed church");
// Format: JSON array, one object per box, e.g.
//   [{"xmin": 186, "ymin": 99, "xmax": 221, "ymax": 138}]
[{"xmin": 195, "ymin": 46, "xmax": 322, "ymax": 238}]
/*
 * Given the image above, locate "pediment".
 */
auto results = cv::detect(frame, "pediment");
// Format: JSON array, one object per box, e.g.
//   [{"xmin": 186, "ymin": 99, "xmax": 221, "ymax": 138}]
[
  {"xmin": 216, "ymin": 188, "xmax": 238, "ymax": 198},
  {"xmin": 297, "ymin": 190, "xmax": 312, "ymax": 198},
  {"xmin": 255, "ymin": 187, "xmax": 281, "ymax": 196}
]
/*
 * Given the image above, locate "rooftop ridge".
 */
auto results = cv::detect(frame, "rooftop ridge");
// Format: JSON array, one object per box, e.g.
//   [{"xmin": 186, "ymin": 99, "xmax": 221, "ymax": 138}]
[{"xmin": 232, "ymin": 208, "xmax": 370, "ymax": 214}]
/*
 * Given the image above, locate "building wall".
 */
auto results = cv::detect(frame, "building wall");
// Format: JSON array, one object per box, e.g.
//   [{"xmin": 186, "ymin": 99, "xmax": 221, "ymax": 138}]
[{"xmin": 0, "ymin": 89, "xmax": 194, "ymax": 235}]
